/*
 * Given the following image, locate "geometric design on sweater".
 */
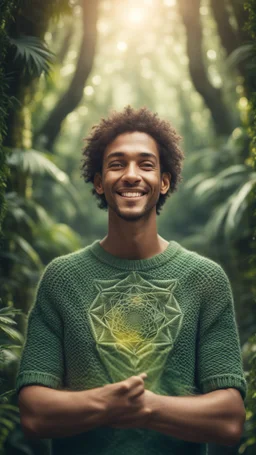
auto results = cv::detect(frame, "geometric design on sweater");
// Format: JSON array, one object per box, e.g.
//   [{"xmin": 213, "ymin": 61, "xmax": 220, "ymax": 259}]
[{"xmin": 88, "ymin": 272, "xmax": 183, "ymax": 388}]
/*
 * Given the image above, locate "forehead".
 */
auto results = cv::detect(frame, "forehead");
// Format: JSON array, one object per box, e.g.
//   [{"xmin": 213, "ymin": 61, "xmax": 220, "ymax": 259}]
[{"xmin": 104, "ymin": 131, "xmax": 159, "ymax": 160}]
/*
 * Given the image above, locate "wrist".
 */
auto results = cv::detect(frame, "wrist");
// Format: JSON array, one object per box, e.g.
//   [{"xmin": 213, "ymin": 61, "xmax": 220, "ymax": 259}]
[
  {"xmin": 142, "ymin": 390, "xmax": 160, "ymax": 428},
  {"xmin": 96, "ymin": 384, "xmax": 115, "ymax": 424}
]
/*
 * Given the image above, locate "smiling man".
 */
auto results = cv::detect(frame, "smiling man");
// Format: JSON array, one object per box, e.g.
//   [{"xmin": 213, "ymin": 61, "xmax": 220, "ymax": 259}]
[{"xmin": 16, "ymin": 106, "xmax": 247, "ymax": 455}]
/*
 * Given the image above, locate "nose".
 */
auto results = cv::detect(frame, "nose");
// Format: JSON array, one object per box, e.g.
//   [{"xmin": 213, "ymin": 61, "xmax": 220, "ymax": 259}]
[{"xmin": 121, "ymin": 162, "xmax": 142, "ymax": 184}]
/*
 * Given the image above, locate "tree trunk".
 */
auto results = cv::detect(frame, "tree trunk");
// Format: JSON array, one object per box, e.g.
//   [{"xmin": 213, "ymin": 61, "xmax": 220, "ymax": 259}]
[
  {"xmin": 36, "ymin": 0, "xmax": 99, "ymax": 151},
  {"xmin": 210, "ymin": 0, "xmax": 240, "ymax": 55},
  {"xmin": 229, "ymin": 0, "xmax": 250, "ymax": 43},
  {"xmin": 57, "ymin": 22, "xmax": 74, "ymax": 65},
  {"xmin": 177, "ymin": 0, "xmax": 233, "ymax": 135},
  {"xmin": 210, "ymin": 0, "xmax": 248, "ymax": 82}
]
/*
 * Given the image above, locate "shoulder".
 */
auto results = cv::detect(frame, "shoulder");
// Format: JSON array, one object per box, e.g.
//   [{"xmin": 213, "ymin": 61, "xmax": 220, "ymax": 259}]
[
  {"xmin": 38, "ymin": 243, "xmax": 94, "ymax": 289},
  {"xmin": 174, "ymin": 242, "xmax": 230, "ymax": 287}
]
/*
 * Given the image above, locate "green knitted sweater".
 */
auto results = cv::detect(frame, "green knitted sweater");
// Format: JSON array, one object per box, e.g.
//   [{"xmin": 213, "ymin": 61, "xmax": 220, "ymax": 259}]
[{"xmin": 16, "ymin": 240, "xmax": 247, "ymax": 455}]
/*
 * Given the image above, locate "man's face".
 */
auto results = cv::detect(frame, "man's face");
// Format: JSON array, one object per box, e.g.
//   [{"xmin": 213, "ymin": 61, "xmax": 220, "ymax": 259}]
[{"xmin": 94, "ymin": 131, "xmax": 170, "ymax": 222}]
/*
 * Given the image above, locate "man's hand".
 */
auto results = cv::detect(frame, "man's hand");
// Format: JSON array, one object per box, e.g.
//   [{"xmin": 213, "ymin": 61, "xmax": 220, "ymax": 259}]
[{"xmin": 101, "ymin": 373, "xmax": 153, "ymax": 428}]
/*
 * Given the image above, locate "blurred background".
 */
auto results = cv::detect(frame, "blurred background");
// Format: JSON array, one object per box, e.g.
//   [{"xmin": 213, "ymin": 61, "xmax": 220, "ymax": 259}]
[{"xmin": 0, "ymin": 0, "xmax": 255, "ymax": 453}]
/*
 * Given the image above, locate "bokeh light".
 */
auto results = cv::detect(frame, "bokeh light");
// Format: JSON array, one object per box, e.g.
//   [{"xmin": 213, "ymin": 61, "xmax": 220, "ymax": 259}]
[
  {"xmin": 128, "ymin": 7, "xmax": 144, "ymax": 24},
  {"xmin": 117, "ymin": 41, "xmax": 128, "ymax": 52}
]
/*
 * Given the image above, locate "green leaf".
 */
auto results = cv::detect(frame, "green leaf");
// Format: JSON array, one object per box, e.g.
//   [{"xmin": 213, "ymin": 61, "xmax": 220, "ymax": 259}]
[
  {"xmin": 0, "ymin": 316, "xmax": 16, "ymax": 326},
  {"xmin": 0, "ymin": 326, "xmax": 24, "ymax": 343},
  {"xmin": 7, "ymin": 148, "xmax": 72, "ymax": 184},
  {"xmin": 14, "ymin": 234, "xmax": 43, "ymax": 268},
  {"xmin": 0, "ymin": 418, "xmax": 15, "ymax": 431},
  {"xmin": 227, "ymin": 44, "xmax": 255, "ymax": 68},
  {"xmin": 225, "ymin": 177, "xmax": 256, "ymax": 237},
  {"xmin": 9, "ymin": 35, "xmax": 54, "ymax": 76}
]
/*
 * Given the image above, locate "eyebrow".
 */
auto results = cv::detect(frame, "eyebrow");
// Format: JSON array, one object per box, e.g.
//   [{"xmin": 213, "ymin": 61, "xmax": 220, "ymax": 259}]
[{"xmin": 106, "ymin": 152, "xmax": 157, "ymax": 161}]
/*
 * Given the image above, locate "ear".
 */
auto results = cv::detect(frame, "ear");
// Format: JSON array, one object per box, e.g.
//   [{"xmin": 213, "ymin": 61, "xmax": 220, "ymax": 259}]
[
  {"xmin": 160, "ymin": 172, "xmax": 171, "ymax": 195},
  {"xmin": 94, "ymin": 173, "xmax": 104, "ymax": 195}
]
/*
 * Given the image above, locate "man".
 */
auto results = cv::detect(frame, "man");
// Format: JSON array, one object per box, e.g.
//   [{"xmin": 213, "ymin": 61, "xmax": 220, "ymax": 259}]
[{"xmin": 16, "ymin": 106, "xmax": 247, "ymax": 455}]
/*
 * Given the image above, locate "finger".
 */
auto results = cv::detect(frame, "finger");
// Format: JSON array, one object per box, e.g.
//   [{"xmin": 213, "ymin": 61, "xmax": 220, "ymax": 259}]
[
  {"xmin": 138, "ymin": 372, "xmax": 147, "ymax": 380},
  {"xmin": 129, "ymin": 383, "xmax": 144, "ymax": 399}
]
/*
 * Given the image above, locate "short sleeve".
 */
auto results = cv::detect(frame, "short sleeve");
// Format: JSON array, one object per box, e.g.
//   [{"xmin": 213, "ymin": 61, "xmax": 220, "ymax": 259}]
[
  {"xmin": 196, "ymin": 263, "xmax": 247, "ymax": 401},
  {"xmin": 16, "ymin": 262, "xmax": 65, "ymax": 395}
]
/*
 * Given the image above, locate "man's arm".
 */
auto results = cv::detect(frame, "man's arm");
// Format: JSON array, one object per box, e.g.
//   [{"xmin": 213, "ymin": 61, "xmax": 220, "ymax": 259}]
[
  {"xmin": 111, "ymin": 388, "xmax": 246, "ymax": 447},
  {"xmin": 18, "ymin": 373, "xmax": 150, "ymax": 439}
]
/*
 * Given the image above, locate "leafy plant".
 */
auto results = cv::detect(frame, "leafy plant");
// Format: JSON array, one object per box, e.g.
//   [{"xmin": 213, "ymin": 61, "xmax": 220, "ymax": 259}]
[
  {"xmin": 9, "ymin": 36, "xmax": 54, "ymax": 77},
  {"xmin": 0, "ymin": 305, "xmax": 23, "ymax": 452}
]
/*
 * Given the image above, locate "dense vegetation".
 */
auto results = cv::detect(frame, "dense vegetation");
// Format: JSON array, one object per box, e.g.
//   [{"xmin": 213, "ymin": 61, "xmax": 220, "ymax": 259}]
[{"xmin": 0, "ymin": 1, "xmax": 255, "ymax": 454}]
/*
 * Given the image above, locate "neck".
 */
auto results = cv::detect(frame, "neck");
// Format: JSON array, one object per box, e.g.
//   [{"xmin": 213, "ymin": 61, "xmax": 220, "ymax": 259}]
[{"xmin": 100, "ymin": 209, "xmax": 169, "ymax": 259}]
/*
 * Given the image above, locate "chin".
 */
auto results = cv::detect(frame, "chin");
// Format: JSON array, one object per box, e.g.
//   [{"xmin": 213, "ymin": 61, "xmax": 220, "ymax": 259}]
[
  {"xmin": 116, "ymin": 207, "xmax": 154, "ymax": 222},
  {"xmin": 118, "ymin": 213, "xmax": 145, "ymax": 222}
]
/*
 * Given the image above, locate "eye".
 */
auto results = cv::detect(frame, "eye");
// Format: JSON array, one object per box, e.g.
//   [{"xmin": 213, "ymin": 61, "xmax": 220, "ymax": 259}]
[
  {"xmin": 109, "ymin": 162, "xmax": 123, "ymax": 168},
  {"xmin": 141, "ymin": 162, "xmax": 154, "ymax": 168}
]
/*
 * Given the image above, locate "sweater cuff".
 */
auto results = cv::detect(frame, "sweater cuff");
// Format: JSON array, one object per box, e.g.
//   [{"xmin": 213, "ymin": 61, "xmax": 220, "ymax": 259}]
[
  {"xmin": 16, "ymin": 370, "xmax": 62, "ymax": 395},
  {"xmin": 200, "ymin": 374, "xmax": 247, "ymax": 401}
]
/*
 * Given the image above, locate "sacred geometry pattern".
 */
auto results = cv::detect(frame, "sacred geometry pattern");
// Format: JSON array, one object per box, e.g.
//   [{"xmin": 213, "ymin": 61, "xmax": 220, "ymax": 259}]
[{"xmin": 88, "ymin": 272, "xmax": 183, "ymax": 388}]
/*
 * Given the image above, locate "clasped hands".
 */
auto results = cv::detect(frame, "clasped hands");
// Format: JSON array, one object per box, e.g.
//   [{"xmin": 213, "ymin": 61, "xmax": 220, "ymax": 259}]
[{"xmin": 102, "ymin": 372, "xmax": 156, "ymax": 429}]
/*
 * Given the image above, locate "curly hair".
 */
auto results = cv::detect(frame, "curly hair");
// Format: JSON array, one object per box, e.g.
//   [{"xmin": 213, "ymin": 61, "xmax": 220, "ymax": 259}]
[{"xmin": 81, "ymin": 106, "xmax": 184, "ymax": 214}]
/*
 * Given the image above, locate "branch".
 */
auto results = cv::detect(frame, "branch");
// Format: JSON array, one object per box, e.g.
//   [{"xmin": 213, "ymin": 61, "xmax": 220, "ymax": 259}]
[
  {"xmin": 37, "ymin": 0, "xmax": 99, "ymax": 151},
  {"xmin": 177, "ymin": 0, "xmax": 233, "ymax": 135}
]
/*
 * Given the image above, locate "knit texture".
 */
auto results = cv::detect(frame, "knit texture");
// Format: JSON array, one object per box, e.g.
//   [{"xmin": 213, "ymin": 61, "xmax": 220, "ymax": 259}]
[{"xmin": 16, "ymin": 240, "xmax": 247, "ymax": 455}]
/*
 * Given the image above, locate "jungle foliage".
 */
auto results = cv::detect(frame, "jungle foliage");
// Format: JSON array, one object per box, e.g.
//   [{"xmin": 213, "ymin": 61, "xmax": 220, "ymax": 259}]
[{"xmin": 0, "ymin": 1, "xmax": 255, "ymax": 454}]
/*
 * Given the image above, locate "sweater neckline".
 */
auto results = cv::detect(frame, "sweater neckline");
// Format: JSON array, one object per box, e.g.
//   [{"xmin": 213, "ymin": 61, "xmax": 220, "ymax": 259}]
[{"xmin": 89, "ymin": 239, "xmax": 181, "ymax": 270}]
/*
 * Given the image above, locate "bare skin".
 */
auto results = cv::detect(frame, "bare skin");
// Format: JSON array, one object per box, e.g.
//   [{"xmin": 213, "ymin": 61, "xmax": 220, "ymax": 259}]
[{"xmin": 19, "ymin": 373, "xmax": 150, "ymax": 439}]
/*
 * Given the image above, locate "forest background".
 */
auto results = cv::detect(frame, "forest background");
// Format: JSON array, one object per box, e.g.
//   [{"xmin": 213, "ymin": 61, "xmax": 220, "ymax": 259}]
[{"xmin": 0, "ymin": 0, "xmax": 255, "ymax": 454}]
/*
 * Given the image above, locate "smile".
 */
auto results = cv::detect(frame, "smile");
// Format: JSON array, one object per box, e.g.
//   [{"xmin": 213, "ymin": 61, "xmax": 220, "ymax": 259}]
[{"xmin": 116, "ymin": 192, "xmax": 147, "ymax": 198}]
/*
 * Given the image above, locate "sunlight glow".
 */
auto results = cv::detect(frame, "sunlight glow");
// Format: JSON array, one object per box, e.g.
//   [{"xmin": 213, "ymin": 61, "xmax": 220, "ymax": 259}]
[
  {"xmin": 78, "ymin": 106, "xmax": 88, "ymax": 116},
  {"xmin": 60, "ymin": 64, "xmax": 75, "ymax": 77},
  {"xmin": 232, "ymin": 127, "xmax": 243, "ymax": 139},
  {"xmin": 117, "ymin": 41, "xmax": 128, "ymax": 52},
  {"xmin": 97, "ymin": 20, "xmax": 109, "ymax": 35},
  {"xmin": 200, "ymin": 6, "xmax": 208, "ymax": 15},
  {"xmin": 44, "ymin": 32, "xmax": 52, "ymax": 42},
  {"xmin": 67, "ymin": 50, "xmax": 77, "ymax": 61},
  {"xmin": 207, "ymin": 50, "xmax": 217, "ymax": 60},
  {"xmin": 84, "ymin": 86, "xmax": 94, "ymax": 96},
  {"xmin": 239, "ymin": 97, "xmax": 248, "ymax": 109},
  {"xmin": 164, "ymin": 0, "xmax": 176, "ymax": 6},
  {"xmin": 236, "ymin": 85, "xmax": 244, "ymax": 95},
  {"xmin": 92, "ymin": 75, "xmax": 101, "ymax": 85},
  {"xmin": 129, "ymin": 7, "xmax": 144, "ymax": 24}
]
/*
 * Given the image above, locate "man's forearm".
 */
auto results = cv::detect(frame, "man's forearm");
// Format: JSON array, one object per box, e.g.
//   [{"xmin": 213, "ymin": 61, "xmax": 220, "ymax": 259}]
[
  {"xmin": 142, "ymin": 388, "xmax": 245, "ymax": 446},
  {"xmin": 19, "ymin": 385, "xmax": 108, "ymax": 439},
  {"xmin": 19, "ymin": 373, "xmax": 148, "ymax": 440}
]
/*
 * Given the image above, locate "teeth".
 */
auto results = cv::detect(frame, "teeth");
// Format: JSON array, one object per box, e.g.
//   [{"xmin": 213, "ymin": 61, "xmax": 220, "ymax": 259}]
[{"xmin": 120, "ymin": 192, "xmax": 144, "ymax": 197}]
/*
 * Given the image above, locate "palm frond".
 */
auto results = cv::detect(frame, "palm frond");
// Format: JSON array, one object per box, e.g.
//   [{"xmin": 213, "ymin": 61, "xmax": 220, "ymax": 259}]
[
  {"xmin": 203, "ymin": 174, "xmax": 256, "ymax": 241},
  {"xmin": 226, "ymin": 44, "xmax": 255, "ymax": 68},
  {"xmin": 14, "ymin": 234, "xmax": 43, "ymax": 269},
  {"xmin": 5, "ymin": 192, "xmax": 35, "ymax": 229},
  {"xmin": 0, "ymin": 307, "xmax": 23, "ymax": 318},
  {"xmin": 9, "ymin": 35, "xmax": 54, "ymax": 76},
  {"xmin": 0, "ymin": 401, "xmax": 20, "ymax": 450},
  {"xmin": 7, "ymin": 148, "xmax": 67, "ymax": 180},
  {"xmin": 224, "ymin": 178, "xmax": 256, "ymax": 238},
  {"xmin": 6, "ymin": 148, "xmax": 81, "ymax": 208},
  {"xmin": 0, "ymin": 325, "xmax": 23, "ymax": 343},
  {"xmin": 184, "ymin": 173, "xmax": 209, "ymax": 190},
  {"xmin": 204, "ymin": 201, "xmax": 232, "ymax": 240},
  {"xmin": 190, "ymin": 165, "xmax": 252, "ymax": 204}
]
